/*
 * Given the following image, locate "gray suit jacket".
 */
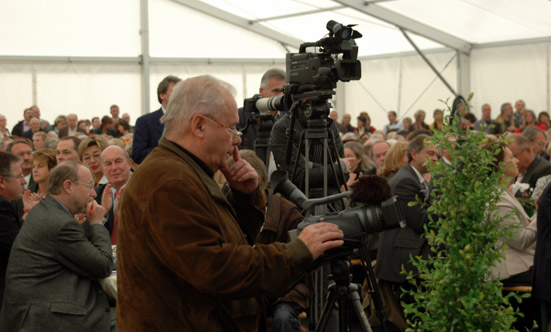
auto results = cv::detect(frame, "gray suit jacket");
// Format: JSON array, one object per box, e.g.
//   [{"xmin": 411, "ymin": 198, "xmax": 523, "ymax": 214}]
[
  {"xmin": 0, "ymin": 196, "xmax": 113, "ymax": 332},
  {"xmin": 490, "ymin": 190, "xmax": 537, "ymax": 280},
  {"xmin": 375, "ymin": 164, "xmax": 432, "ymax": 283}
]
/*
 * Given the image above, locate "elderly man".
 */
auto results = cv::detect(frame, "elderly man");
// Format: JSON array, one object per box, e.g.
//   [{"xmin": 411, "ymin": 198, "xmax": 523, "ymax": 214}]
[
  {"xmin": 56, "ymin": 136, "xmax": 81, "ymax": 163},
  {"xmin": 370, "ymin": 140, "xmax": 390, "ymax": 171},
  {"xmin": 522, "ymin": 125, "xmax": 548, "ymax": 157},
  {"xmin": 0, "ymin": 152, "xmax": 26, "ymax": 309},
  {"xmin": 338, "ymin": 113, "xmax": 355, "ymax": 134},
  {"xmin": 117, "ymin": 75, "xmax": 344, "ymax": 331},
  {"xmin": 94, "ymin": 145, "xmax": 132, "ymax": 244},
  {"xmin": 0, "ymin": 161, "xmax": 113, "ymax": 332},
  {"xmin": 21, "ymin": 117, "xmax": 42, "ymax": 141},
  {"xmin": 59, "ymin": 113, "xmax": 86, "ymax": 138},
  {"xmin": 509, "ymin": 134, "xmax": 551, "ymax": 197}
]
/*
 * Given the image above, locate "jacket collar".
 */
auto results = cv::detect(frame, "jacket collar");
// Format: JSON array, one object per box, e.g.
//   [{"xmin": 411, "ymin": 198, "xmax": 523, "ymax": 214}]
[{"xmin": 158, "ymin": 137, "xmax": 233, "ymax": 209}]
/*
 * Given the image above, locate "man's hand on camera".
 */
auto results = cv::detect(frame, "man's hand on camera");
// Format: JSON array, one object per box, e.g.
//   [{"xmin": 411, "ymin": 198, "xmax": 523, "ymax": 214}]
[{"xmin": 298, "ymin": 222, "xmax": 344, "ymax": 260}]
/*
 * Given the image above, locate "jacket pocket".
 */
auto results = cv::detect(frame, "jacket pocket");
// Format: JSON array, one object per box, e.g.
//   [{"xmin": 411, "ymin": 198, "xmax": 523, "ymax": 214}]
[{"xmin": 50, "ymin": 302, "xmax": 87, "ymax": 315}]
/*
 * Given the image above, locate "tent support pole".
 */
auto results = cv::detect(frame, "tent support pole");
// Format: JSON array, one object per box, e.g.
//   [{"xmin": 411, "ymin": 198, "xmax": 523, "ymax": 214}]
[{"xmin": 140, "ymin": 0, "xmax": 151, "ymax": 115}]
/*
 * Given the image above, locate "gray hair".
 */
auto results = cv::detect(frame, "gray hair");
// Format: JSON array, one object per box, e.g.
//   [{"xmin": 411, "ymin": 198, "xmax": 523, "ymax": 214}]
[
  {"xmin": 260, "ymin": 68, "xmax": 285, "ymax": 90},
  {"xmin": 161, "ymin": 75, "xmax": 236, "ymax": 137}
]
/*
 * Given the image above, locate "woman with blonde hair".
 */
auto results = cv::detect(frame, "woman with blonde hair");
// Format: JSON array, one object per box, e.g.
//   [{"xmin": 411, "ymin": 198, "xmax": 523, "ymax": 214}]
[
  {"xmin": 78, "ymin": 135, "xmax": 109, "ymax": 186},
  {"xmin": 377, "ymin": 141, "xmax": 408, "ymax": 181},
  {"xmin": 515, "ymin": 109, "xmax": 538, "ymax": 133}
]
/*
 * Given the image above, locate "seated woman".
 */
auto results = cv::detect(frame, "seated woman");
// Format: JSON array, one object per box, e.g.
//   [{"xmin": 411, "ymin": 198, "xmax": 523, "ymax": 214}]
[
  {"xmin": 344, "ymin": 141, "xmax": 371, "ymax": 178},
  {"xmin": 78, "ymin": 135, "xmax": 109, "ymax": 187},
  {"xmin": 30, "ymin": 149, "xmax": 57, "ymax": 198},
  {"xmin": 377, "ymin": 141, "xmax": 408, "ymax": 182},
  {"xmin": 487, "ymin": 141, "xmax": 537, "ymax": 286}
]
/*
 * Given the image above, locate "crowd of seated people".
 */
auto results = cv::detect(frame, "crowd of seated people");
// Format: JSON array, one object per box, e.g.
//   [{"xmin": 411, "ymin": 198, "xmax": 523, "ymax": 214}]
[{"xmin": 0, "ymin": 92, "xmax": 550, "ymax": 331}]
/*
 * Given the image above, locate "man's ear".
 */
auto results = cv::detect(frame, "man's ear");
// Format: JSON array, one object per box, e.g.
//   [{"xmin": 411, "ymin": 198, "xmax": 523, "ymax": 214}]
[
  {"xmin": 62, "ymin": 179, "xmax": 73, "ymax": 194},
  {"xmin": 0, "ymin": 176, "xmax": 6, "ymax": 189},
  {"xmin": 189, "ymin": 115, "xmax": 206, "ymax": 138}
]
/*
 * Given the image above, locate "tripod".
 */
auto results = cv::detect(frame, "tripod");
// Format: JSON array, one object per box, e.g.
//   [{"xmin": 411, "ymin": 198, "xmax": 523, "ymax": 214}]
[{"xmin": 316, "ymin": 259, "xmax": 372, "ymax": 332}]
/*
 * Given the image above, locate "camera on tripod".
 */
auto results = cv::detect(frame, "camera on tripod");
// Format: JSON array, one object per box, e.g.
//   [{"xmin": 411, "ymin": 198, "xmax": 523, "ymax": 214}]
[
  {"xmin": 271, "ymin": 170, "xmax": 406, "ymax": 245},
  {"xmin": 243, "ymin": 20, "xmax": 362, "ymax": 125}
]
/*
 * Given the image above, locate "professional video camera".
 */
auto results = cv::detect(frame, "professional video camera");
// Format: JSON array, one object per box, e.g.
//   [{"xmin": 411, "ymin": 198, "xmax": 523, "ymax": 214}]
[
  {"xmin": 243, "ymin": 20, "xmax": 361, "ymax": 122},
  {"xmin": 271, "ymin": 170, "xmax": 405, "ymax": 243}
]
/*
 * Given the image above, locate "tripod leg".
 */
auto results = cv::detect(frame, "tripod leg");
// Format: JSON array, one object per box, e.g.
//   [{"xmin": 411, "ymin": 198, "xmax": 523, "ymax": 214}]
[
  {"xmin": 349, "ymin": 284, "xmax": 373, "ymax": 332},
  {"xmin": 360, "ymin": 248, "xmax": 389, "ymax": 332},
  {"xmin": 316, "ymin": 286, "xmax": 337, "ymax": 332}
]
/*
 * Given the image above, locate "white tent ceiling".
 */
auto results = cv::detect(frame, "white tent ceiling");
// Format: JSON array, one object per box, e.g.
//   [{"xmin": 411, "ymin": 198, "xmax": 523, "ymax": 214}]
[{"xmin": 0, "ymin": 0, "xmax": 550, "ymax": 129}]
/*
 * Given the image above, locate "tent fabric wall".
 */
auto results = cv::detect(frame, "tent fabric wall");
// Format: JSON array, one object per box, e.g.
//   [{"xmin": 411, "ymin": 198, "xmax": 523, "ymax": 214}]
[
  {"xmin": 1, "ymin": 42, "xmax": 550, "ymax": 131},
  {"xmin": 471, "ymin": 42, "xmax": 551, "ymax": 117},
  {"xmin": 342, "ymin": 51, "xmax": 457, "ymax": 128}
]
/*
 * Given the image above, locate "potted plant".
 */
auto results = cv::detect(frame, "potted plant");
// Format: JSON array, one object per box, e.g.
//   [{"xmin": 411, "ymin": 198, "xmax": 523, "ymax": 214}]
[{"xmin": 402, "ymin": 98, "xmax": 525, "ymax": 331}]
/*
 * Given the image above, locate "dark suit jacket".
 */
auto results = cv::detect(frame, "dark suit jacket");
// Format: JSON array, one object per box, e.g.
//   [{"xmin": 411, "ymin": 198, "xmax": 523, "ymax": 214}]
[
  {"xmin": 0, "ymin": 196, "xmax": 113, "ymax": 332},
  {"xmin": 11, "ymin": 120, "xmax": 25, "ymax": 137},
  {"xmin": 132, "ymin": 107, "xmax": 164, "ymax": 164},
  {"xmin": 516, "ymin": 156, "xmax": 551, "ymax": 198},
  {"xmin": 375, "ymin": 164, "xmax": 431, "ymax": 283},
  {"xmin": 533, "ymin": 182, "xmax": 551, "ymax": 303},
  {"xmin": 0, "ymin": 196, "xmax": 20, "ymax": 310},
  {"xmin": 94, "ymin": 184, "xmax": 114, "ymax": 235}
]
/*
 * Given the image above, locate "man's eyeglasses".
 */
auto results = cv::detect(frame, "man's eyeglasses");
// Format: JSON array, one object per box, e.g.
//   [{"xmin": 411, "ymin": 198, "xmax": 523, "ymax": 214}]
[
  {"xmin": 203, "ymin": 115, "xmax": 243, "ymax": 142},
  {"xmin": 75, "ymin": 182, "xmax": 95, "ymax": 191},
  {"xmin": 0, "ymin": 173, "xmax": 25, "ymax": 180}
]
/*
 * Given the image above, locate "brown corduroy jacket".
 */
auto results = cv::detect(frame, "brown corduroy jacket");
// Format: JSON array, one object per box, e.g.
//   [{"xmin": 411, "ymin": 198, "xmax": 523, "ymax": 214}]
[{"xmin": 116, "ymin": 138, "xmax": 313, "ymax": 332}]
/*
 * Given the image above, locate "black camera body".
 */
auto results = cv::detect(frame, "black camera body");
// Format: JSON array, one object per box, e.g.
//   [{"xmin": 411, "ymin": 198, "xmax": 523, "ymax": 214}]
[{"xmin": 286, "ymin": 21, "xmax": 362, "ymax": 94}]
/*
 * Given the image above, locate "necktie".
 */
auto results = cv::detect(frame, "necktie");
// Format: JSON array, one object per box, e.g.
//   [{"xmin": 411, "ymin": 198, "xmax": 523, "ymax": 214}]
[
  {"xmin": 422, "ymin": 180, "xmax": 429, "ymax": 199},
  {"xmin": 111, "ymin": 189, "xmax": 121, "ymax": 245}
]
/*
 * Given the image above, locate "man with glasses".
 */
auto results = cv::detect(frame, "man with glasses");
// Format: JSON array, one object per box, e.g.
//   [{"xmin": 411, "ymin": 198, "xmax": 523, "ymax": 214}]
[
  {"xmin": 7, "ymin": 139, "xmax": 35, "ymax": 191},
  {"xmin": 0, "ymin": 152, "xmax": 26, "ymax": 309},
  {"xmin": 0, "ymin": 161, "xmax": 113, "ymax": 332},
  {"xmin": 117, "ymin": 75, "xmax": 344, "ymax": 332},
  {"xmin": 509, "ymin": 134, "xmax": 551, "ymax": 198},
  {"xmin": 522, "ymin": 125, "xmax": 548, "ymax": 158}
]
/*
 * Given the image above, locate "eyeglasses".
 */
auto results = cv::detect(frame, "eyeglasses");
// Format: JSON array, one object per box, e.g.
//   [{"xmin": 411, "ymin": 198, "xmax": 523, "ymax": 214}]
[
  {"xmin": 203, "ymin": 115, "xmax": 243, "ymax": 142},
  {"xmin": 82, "ymin": 153, "xmax": 101, "ymax": 162},
  {"xmin": 1, "ymin": 173, "xmax": 25, "ymax": 180},
  {"xmin": 75, "ymin": 182, "xmax": 95, "ymax": 191}
]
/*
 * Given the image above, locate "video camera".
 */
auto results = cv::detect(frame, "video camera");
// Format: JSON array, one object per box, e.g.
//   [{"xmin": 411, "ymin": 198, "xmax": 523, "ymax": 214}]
[
  {"xmin": 271, "ymin": 170, "xmax": 405, "ymax": 245},
  {"xmin": 242, "ymin": 20, "xmax": 362, "ymax": 126}
]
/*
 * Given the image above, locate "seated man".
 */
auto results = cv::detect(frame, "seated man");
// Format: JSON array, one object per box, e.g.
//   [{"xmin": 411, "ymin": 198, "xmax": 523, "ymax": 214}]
[
  {"xmin": 0, "ymin": 161, "xmax": 113, "ymax": 332},
  {"xmin": 94, "ymin": 145, "xmax": 132, "ymax": 244},
  {"xmin": 0, "ymin": 152, "xmax": 26, "ymax": 309}
]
